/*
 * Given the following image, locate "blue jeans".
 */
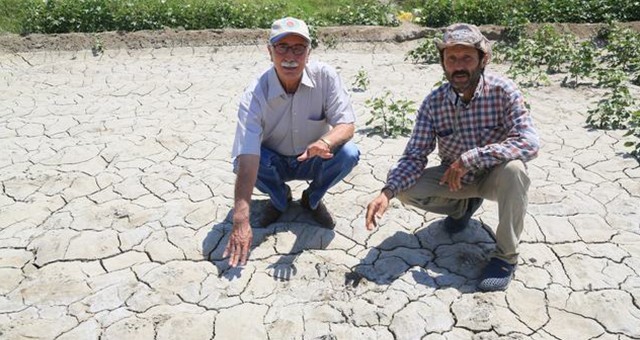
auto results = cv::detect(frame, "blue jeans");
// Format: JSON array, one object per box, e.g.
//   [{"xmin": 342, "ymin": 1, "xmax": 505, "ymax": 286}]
[{"xmin": 255, "ymin": 141, "xmax": 359, "ymax": 212}]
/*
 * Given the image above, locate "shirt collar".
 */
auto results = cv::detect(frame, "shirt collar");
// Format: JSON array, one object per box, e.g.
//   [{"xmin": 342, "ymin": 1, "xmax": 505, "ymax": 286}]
[{"xmin": 267, "ymin": 65, "xmax": 315, "ymax": 100}]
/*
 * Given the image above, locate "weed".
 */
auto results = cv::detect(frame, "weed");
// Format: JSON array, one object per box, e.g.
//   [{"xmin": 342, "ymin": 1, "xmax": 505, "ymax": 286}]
[
  {"xmin": 91, "ymin": 34, "xmax": 103, "ymax": 56},
  {"xmin": 502, "ymin": 25, "xmax": 576, "ymax": 87},
  {"xmin": 365, "ymin": 91, "xmax": 415, "ymax": 138},
  {"xmin": 351, "ymin": 68, "xmax": 370, "ymax": 92},
  {"xmin": 321, "ymin": 35, "xmax": 338, "ymax": 50},
  {"xmin": 587, "ymin": 69, "xmax": 635, "ymax": 129},
  {"xmin": 564, "ymin": 40, "xmax": 598, "ymax": 87},
  {"xmin": 405, "ymin": 36, "xmax": 439, "ymax": 64},
  {"xmin": 623, "ymin": 110, "xmax": 640, "ymax": 159}
]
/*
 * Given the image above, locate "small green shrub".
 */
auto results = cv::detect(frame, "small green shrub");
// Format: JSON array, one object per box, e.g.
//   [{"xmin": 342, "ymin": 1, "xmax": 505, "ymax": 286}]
[
  {"xmin": 365, "ymin": 91, "xmax": 415, "ymax": 138},
  {"xmin": 503, "ymin": 24, "xmax": 577, "ymax": 87},
  {"xmin": 91, "ymin": 34, "xmax": 103, "ymax": 56},
  {"xmin": 405, "ymin": 36, "xmax": 440, "ymax": 64},
  {"xmin": 587, "ymin": 77, "xmax": 635, "ymax": 129},
  {"xmin": 564, "ymin": 40, "xmax": 598, "ymax": 87},
  {"xmin": 351, "ymin": 68, "xmax": 370, "ymax": 92},
  {"xmin": 623, "ymin": 110, "xmax": 640, "ymax": 159},
  {"xmin": 328, "ymin": 1, "xmax": 399, "ymax": 26}
]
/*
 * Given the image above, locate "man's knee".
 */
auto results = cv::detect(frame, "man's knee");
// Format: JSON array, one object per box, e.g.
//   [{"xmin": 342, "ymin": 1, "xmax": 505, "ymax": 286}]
[
  {"xmin": 335, "ymin": 142, "xmax": 360, "ymax": 168},
  {"xmin": 499, "ymin": 160, "xmax": 530, "ymax": 191},
  {"xmin": 396, "ymin": 190, "xmax": 410, "ymax": 204}
]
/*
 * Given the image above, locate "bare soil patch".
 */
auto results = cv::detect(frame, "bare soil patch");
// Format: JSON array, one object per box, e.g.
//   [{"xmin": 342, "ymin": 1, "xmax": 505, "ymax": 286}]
[{"xmin": 1, "ymin": 21, "xmax": 639, "ymax": 53}]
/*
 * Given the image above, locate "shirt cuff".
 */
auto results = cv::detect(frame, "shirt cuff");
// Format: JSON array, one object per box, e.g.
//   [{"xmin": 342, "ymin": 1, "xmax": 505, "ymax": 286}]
[
  {"xmin": 381, "ymin": 184, "xmax": 397, "ymax": 199},
  {"xmin": 460, "ymin": 148, "xmax": 479, "ymax": 171}
]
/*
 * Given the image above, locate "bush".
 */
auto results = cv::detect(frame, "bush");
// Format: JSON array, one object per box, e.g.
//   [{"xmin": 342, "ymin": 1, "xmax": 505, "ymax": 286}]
[
  {"xmin": 328, "ymin": 1, "xmax": 399, "ymax": 26},
  {"xmin": 410, "ymin": 0, "xmax": 640, "ymax": 27},
  {"xmin": 16, "ymin": 0, "xmax": 398, "ymax": 34},
  {"xmin": 365, "ymin": 91, "xmax": 415, "ymax": 138}
]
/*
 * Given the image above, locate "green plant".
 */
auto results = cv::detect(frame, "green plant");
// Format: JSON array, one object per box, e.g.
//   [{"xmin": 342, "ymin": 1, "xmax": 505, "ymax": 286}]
[
  {"xmin": 564, "ymin": 40, "xmax": 598, "ymax": 87},
  {"xmin": 504, "ymin": 37, "xmax": 550, "ymax": 87},
  {"xmin": 306, "ymin": 23, "xmax": 319, "ymax": 49},
  {"xmin": 405, "ymin": 36, "xmax": 440, "ymax": 64},
  {"xmin": 365, "ymin": 91, "xmax": 415, "ymax": 138},
  {"xmin": 321, "ymin": 35, "xmax": 338, "ymax": 50},
  {"xmin": 598, "ymin": 23, "xmax": 640, "ymax": 85},
  {"xmin": 329, "ymin": 1, "xmax": 399, "ymax": 26},
  {"xmin": 351, "ymin": 68, "xmax": 370, "ymax": 92},
  {"xmin": 623, "ymin": 110, "xmax": 640, "ymax": 159},
  {"xmin": 408, "ymin": 0, "xmax": 640, "ymax": 28},
  {"xmin": 12, "ymin": 0, "xmax": 399, "ymax": 34},
  {"xmin": 502, "ymin": 24, "xmax": 577, "ymax": 87},
  {"xmin": 587, "ymin": 69, "xmax": 636, "ymax": 129},
  {"xmin": 91, "ymin": 34, "xmax": 103, "ymax": 56}
]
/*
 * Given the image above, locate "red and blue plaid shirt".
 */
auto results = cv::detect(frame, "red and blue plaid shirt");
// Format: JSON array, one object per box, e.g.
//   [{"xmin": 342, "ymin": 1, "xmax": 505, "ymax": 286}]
[{"xmin": 384, "ymin": 71, "xmax": 539, "ymax": 196}]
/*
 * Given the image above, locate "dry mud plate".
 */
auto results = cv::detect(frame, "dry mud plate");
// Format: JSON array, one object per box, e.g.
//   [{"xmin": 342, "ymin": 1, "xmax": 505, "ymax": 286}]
[{"xmin": 0, "ymin": 22, "xmax": 639, "ymax": 339}]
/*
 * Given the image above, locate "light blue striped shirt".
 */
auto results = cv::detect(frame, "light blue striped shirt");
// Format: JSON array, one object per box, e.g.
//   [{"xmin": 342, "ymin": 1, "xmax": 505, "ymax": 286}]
[{"xmin": 232, "ymin": 61, "xmax": 355, "ymax": 157}]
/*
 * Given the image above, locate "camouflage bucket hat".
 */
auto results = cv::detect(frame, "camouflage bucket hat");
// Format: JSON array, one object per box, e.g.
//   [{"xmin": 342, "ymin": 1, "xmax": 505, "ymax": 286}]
[{"xmin": 434, "ymin": 23, "xmax": 492, "ymax": 63}]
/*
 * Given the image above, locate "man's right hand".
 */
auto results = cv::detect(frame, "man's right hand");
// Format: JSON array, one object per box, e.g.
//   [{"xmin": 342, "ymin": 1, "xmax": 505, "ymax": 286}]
[
  {"xmin": 365, "ymin": 190, "xmax": 392, "ymax": 231},
  {"xmin": 223, "ymin": 221, "xmax": 253, "ymax": 267}
]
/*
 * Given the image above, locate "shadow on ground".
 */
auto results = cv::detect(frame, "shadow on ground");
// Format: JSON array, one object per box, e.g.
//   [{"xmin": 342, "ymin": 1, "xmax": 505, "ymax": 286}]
[
  {"xmin": 346, "ymin": 219, "xmax": 498, "ymax": 292},
  {"xmin": 201, "ymin": 198, "xmax": 335, "ymax": 281}
]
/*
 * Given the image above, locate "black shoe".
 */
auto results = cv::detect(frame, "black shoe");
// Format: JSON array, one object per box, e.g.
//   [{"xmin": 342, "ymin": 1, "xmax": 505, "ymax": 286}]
[
  {"xmin": 257, "ymin": 185, "xmax": 291, "ymax": 228},
  {"xmin": 443, "ymin": 197, "xmax": 483, "ymax": 233},
  {"xmin": 478, "ymin": 257, "xmax": 516, "ymax": 292},
  {"xmin": 301, "ymin": 190, "xmax": 336, "ymax": 229}
]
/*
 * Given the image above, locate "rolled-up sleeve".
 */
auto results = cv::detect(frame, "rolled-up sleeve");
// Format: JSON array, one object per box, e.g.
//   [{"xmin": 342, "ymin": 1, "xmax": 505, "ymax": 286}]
[
  {"xmin": 231, "ymin": 88, "xmax": 263, "ymax": 159},
  {"xmin": 322, "ymin": 65, "xmax": 355, "ymax": 126}
]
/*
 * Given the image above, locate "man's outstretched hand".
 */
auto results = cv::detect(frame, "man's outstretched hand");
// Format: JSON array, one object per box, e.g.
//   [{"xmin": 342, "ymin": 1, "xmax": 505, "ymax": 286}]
[
  {"xmin": 223, "ymin": 221, "xmax": 253, "ymax": 267},
  {"xmin": 297, "ymin": 140, "xmax": 333, "ymax": 162},
  {"xmin": 365, "ymin": 190, "xmax": 392, "ymax": 230}
]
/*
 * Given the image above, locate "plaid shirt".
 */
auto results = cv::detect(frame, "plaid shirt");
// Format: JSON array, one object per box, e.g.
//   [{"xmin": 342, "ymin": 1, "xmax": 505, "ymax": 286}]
[{"xmin": 384, "ymin": 71, "xmax": 539, "ymax": 197}]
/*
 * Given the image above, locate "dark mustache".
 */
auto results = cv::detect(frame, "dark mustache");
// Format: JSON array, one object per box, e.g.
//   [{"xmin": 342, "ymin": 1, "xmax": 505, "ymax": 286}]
[{"xmin": 452, "ymin": 70, "xmax": 470, "ymax": 77}]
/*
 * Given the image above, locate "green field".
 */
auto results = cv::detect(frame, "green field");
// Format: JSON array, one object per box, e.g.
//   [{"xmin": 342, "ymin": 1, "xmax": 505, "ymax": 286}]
[{"xmin": 0, "ymin": 0, "xmax": 638, "ymax": 34}]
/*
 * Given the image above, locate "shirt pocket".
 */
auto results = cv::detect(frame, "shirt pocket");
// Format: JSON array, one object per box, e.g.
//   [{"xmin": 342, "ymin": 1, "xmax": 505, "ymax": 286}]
[
  {"xmin": 436, "ymin": 128, "xmax": 461, "ymax": 154},
  {"xmin": 308, "ymin": 111, "xmax": 326, "ymax": 121},
  {"xmin": 306, "ymin": 118, "xmax": 330, "ymax": 140}
]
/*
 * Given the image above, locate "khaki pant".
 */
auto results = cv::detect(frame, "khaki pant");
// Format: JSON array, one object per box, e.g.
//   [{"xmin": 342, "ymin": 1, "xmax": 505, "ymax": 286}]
[{"xmin": 396, "ymin": 160, "xmax": 530, "ymax": 264}]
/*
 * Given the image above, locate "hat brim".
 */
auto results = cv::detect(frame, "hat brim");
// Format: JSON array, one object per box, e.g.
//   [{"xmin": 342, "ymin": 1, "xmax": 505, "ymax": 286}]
[
  {"xmin": 270, "ymin": 32, "xmax": 311, "ymax": 45},
  {"xmin": 434, "ymin": 38, "xmax": 479, "ymax": 51}
]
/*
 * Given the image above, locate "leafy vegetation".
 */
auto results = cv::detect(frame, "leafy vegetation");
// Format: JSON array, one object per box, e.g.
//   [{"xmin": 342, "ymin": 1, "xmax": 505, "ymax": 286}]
[
  {"xmin": 1, "ymin": 0, "xmax": 397, "ymax": 34},
  {"xmin": 351, "ymin": 68, "xmax": 370, "ymax": 92},
  {"xmin": 405, "ymin": 33, "xmax": 440, "ymax": 64},
  {"xmin": 365, "ymin": 91, "xmax": 416, "ymax": 137},
  {"xmin": 2, "ymin": 0, "xmax": 640, "ymax": 34},
  {"xmin": 404, "ymin": 0, "xmax": 639, "ymax": 27}
]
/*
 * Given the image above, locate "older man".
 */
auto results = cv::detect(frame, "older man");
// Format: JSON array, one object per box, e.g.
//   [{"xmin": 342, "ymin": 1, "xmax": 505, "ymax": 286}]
[
  {"xmin": 365, "ymin": 23, "xmax": 539, "ymax": 291},
  {"xmin": 225, "ymin": 17, "xmax": 359, "ymax": 267}
]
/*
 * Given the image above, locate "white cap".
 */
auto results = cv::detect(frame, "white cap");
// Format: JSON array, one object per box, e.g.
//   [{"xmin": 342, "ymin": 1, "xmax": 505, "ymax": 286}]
[{"xmin": 269, "ymin": 17, "xmax": 311, "ymax": 44}]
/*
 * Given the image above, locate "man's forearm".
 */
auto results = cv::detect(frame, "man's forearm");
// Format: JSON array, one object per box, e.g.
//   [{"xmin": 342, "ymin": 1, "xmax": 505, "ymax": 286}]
[
  {"xmin": 233, "ymin": 155, "xmax": 260, "ymax": 225},
  {"xmin": 320, "ymin": 123, "xmax": 354, "ymax": 148}
]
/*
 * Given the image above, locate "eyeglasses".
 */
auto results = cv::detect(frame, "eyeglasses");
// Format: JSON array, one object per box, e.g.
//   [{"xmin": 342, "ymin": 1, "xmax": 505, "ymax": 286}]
[{"xmin": 272, "ymin": 43, "xmax": 309, "ymax": 56}]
